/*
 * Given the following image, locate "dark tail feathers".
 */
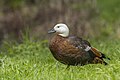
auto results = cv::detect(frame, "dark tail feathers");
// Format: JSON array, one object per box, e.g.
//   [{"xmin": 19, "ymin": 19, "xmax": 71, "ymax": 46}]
[{"xmin": 101, "ymin": 53, "xmax": 110, "ymax": 60}]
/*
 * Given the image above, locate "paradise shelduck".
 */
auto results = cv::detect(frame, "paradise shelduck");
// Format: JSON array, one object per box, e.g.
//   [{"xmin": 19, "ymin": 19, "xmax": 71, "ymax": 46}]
[{"xmin": 48, "ymin": 23, "xmax": 110, "ymax": 67}]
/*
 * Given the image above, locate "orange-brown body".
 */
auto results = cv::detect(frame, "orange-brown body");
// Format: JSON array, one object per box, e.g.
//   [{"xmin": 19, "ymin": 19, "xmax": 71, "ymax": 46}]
[{"xmin": 49, "ymin": 35, "xmax": 108, "ymax": 66}]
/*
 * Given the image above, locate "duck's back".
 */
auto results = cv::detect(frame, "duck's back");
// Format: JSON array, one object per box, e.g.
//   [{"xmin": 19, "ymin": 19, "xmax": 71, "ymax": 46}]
[{"xmin": 49, "ymin": 35, "xmax": 94, "ymax": 66}]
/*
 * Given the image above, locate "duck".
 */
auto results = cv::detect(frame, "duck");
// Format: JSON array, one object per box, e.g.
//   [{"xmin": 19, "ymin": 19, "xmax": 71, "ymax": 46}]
[{"xmin": 48, "ymin": 23, "xmax": 110, "ymax": 67}]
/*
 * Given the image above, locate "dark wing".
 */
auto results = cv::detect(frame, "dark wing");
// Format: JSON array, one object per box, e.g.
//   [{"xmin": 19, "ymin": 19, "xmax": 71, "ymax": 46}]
[
  {"xmin": 68, "ymin": 36, "xmax": 90, "ymax": 51},
  {"xmin": 68, "ymin": 36, "xmax": 110, "ymax": 60},
  {"xmin": 82, "ymin": 39, "xmax": 110, "ymax": 60}
]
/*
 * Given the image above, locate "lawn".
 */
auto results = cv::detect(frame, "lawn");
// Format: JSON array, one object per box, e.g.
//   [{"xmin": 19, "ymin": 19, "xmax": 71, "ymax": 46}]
[{"xmin": 0, "ymin": 39, "xmax": 120, "ymax": 80}]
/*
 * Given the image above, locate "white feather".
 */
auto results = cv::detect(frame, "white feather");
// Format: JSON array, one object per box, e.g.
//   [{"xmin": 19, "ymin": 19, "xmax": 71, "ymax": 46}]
[
  {"xmin": 85, "ymin": 46, "xmax": 91, "ymax": 51},
  {"xmin": 54, "ymin": 23, "xmax": 69, "ymax": 37}
]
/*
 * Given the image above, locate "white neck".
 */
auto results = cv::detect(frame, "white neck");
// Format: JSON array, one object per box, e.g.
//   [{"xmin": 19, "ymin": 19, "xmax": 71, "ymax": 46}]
[{"xmin": 59, "ymin": 31, "xmax": 69, "ymax": 37}]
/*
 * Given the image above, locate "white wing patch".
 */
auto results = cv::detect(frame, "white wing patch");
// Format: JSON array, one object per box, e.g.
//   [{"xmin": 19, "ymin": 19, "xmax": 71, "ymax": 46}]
[{"xmin": 84, "ymin": 46, "xmax": 91, "ymax": 51}]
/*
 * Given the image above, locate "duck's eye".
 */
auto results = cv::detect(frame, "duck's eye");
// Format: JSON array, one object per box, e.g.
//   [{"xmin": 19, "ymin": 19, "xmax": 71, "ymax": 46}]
[{"xmin": 57, "ymin": 26, "xmax": 60, "ymax": 28}]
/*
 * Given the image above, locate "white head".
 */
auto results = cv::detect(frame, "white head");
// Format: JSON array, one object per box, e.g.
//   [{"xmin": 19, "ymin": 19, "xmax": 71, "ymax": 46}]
[{"xmin": 48, "ymin": 23, "xmax": 69, "ymax": 37}]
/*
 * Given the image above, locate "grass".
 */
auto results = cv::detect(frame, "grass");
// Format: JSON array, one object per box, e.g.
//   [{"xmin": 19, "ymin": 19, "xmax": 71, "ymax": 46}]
[
  {"xmin": 0, "ymin": 0, "xmax": 120, "ymax": 79},
  {"xmin": 0, "ymin": 38, "xmax": 120, "ymax": 80}
]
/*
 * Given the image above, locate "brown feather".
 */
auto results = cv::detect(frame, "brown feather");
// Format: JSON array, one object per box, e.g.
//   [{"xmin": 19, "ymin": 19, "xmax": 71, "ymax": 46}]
[
  {"xmin": 91, "ymin": 47, "xmax": 102, "ymax": 57},
  {"xmin": 49, "ymin": 35, "xmax": 109, "ymax": 66},
  {"xmin": 49, "ymin": 35, "xmax": 92, "ymax": 65}
]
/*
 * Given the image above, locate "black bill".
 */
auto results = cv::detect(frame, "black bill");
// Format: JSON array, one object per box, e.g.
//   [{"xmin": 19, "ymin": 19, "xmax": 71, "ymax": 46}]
[{"xmin": 48, "ymin": 28, "xmax": 56, "ymax": 34}]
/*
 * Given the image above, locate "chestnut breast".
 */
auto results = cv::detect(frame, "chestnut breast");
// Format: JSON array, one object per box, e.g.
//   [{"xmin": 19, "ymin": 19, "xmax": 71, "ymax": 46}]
[{"xmin": 49, "ymin": 35, "xmax": 91, "ymax": 65}]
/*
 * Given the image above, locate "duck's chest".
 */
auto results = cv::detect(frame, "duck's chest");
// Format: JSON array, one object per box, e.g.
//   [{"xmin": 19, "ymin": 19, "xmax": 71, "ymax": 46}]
[
  {"xmin": 49, "ymin": 35, "xmax": 90, "ymax": 65},
  {"xmin": 49, "ymin": 36, "xmax": 67, "ymax": 54},
  {"xmin": 49, "ymin": 35, "xmax": 79, "ymax": 55}
]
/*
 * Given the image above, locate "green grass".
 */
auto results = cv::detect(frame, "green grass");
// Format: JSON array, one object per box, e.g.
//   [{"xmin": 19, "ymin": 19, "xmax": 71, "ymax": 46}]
[{"xmin": 0, "ymin": 39, "xmax": 120, "ymax": 80}]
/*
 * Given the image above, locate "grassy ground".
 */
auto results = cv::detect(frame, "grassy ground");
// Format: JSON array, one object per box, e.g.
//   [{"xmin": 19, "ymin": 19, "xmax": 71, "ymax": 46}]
[{"xmin": 0, "ymin": 39, "xmax": 120, "ymax": 80}]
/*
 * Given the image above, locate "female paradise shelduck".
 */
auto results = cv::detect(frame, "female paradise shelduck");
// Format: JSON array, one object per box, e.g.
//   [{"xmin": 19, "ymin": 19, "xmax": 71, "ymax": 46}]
[{"xmin": 48, "ymin": 23, "xmax": 110, "ymax": 67}]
